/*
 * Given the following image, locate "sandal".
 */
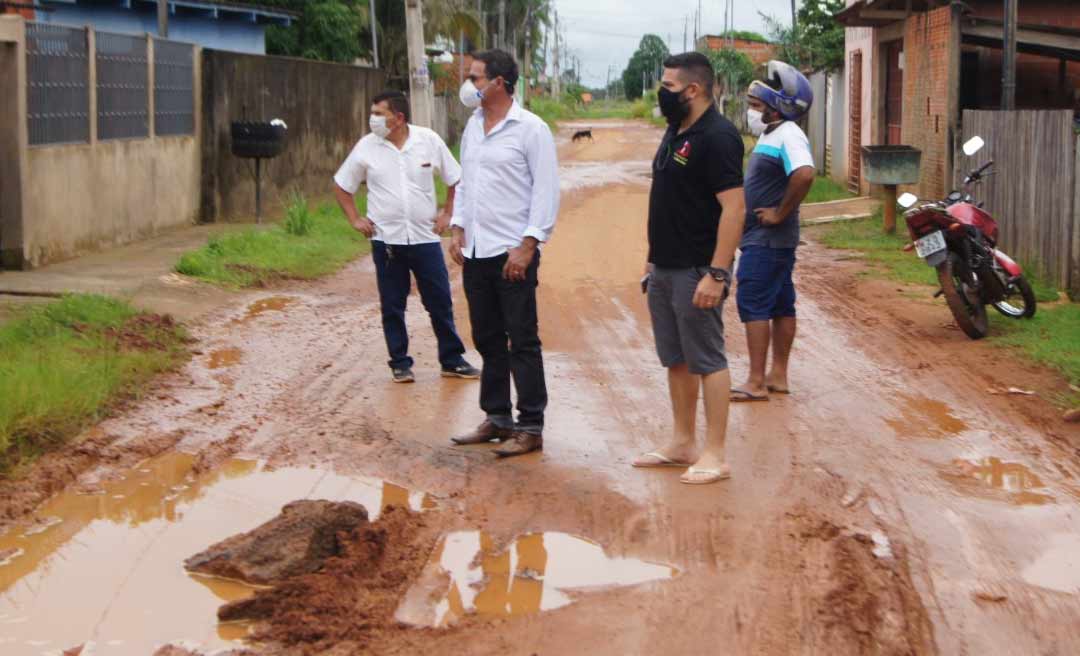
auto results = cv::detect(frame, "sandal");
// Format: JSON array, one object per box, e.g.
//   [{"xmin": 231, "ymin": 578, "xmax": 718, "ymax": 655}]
[
  {"xmin": 680, "ymin": 465, "xmax": 732, "ymax": 485},
  {"xmin": 730, "ymin": 389, "xmax": 769, "ymax": 403},
  {"xmin": 633, "ymin": 451, "xmax": 693, "ymax": 468}
]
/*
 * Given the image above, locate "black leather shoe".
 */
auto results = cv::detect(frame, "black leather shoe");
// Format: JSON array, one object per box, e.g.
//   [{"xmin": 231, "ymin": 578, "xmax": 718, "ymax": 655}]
[
  {"xmin": 441, "ymin": 362, "xmax": 481, "ymax": 379},
  {"xmin": 493, "ymin": 432, "xmax": 543, "ymax": 458},
  {"xmin": 451, "ymin": 420, "xmax": 514, "ymax": 445}
]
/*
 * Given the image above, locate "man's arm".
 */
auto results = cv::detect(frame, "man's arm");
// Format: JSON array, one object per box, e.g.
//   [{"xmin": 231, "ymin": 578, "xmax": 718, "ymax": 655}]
[
  {"xmin": 756, "ymin": 166, "xmax": 814, "ymax": 226},
  {"xmin": 435, "ymin": 184, "xmax": 457, "ymax": 235},
  {"xmin": 333, "ymin": 183, "xmax": 374, "ymax": 238},
  {"xmin": 711, "ymin": 187, "xmax": 747, "ymax": 270},
  {"xmin": 449, "ymin": 122, "xmax": 473, "ymax": 266},
  {"xmin": 504, "ymin": 121, "xmax": 560, "ymax": 281}
]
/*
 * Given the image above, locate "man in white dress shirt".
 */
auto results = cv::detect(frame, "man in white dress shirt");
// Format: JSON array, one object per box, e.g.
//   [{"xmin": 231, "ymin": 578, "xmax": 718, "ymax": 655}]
[
  {"xmin": 333, "ymin": 90, "xmax": 480, "ymax": 384},
  {"xmin": 448, "ymin": 50, "xmax": 560, "ymax": 458}
]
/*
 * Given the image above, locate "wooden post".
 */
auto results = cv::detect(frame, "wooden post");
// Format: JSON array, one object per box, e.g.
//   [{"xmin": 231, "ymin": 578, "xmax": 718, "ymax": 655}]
[{"xmin": 884, "ymin": 184, "xmax": 898, "ymax": 233}]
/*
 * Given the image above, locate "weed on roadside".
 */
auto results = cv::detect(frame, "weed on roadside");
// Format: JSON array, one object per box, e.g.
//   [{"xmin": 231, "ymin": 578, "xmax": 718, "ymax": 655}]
[
  {"xmin": 989, "ymin": 304, "xmax": 1080, "ymax": 396},
  {"xmin": 0, "ymin": 295, "xmax": 189, "ymax": 474},
  {"xmin": 805, "ymin": 176, "xmax": 856, "ymax": 204},
  {"xmin": 283, "ymin": 191, "xmax": 314, "ymax": 237},
  {"xmin": 176, "ymin": 203, "xmax": 370, "ymax": 288},
  {"xmin": 813, "ymin": 211, "xmax": 936, "ymax": 286}
]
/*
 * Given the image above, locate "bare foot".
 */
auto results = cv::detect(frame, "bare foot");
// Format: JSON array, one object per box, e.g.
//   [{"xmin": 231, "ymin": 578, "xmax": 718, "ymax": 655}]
[{"xmin": 765, "ymin": 371, "xmax": 790, "ymax": 394}]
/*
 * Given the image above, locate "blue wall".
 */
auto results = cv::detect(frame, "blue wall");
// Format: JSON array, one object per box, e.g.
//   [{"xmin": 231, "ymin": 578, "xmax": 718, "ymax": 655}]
[{"xmin": 37, "ymin": 4, "xmax": 267, "ymax": 54}]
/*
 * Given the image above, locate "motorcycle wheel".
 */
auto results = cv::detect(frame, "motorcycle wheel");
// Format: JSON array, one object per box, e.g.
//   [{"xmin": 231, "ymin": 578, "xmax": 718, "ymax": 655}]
[
  {"xmin": 993, "ymin": 275, "xmax": 1037, "ymax": 319},
  {"xmin": 937, "ymin": 252, "xmax": 989, "ymax": 339}
]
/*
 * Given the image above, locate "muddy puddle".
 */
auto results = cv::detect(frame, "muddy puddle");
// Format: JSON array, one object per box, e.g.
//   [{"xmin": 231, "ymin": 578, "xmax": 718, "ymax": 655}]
[
  {"xmin": 231, "ymin": 296, "xmax": 296, "ymax": 325},
  {"xmin": 0, "ymin": 454, "xmax": 433, "ymax": 655},
  {"xmin": 559, "ymin": 161, "xmax": 652, "ymax": 191},
  {"xmin": 941, "ymin": 457, "xmax": 1054, "ymax": 506},
  {"xmin": 395, "ymin": 531, "xmax": 677, "ymax": 628},
  {"xmin": 207, "ymin": 347, "xmax": 243, "ymax": 370},
  {"xmin": 885, "ymin": 394, "xmax": 968, "ymax": 438}
]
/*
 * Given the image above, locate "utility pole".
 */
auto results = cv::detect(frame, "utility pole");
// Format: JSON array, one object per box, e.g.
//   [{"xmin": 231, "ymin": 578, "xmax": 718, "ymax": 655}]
[
  {"xmin": 523, "ymin": 6, "xmax": 532, "ymax": 103},
  {"xmin": 1002, "ymin": 0, "xmax": 1017, "ymax": 109},
  {"xmin": 791, "ymin": 0, "xmax": 797, "ymax": 30},
  {"xmin": 606, "ymin": 64, "xmax": 612, "ymax": 100},
  {"xmin": 552, "ymin": 10, "xmax": 561, "ymax": 99},
  {"xmin": 370, "ymin": 0, "xmax": 380, "ymax": 68},
  {"xmin": 405, "ymin": 0, "xmax": 433, "ymax": 127},
  {"xmin": 157, "ymin": 0, "xmax": 168, "ymax": 37},
  {"xmin": 683, "ymin": 15, "xmax": 687, "ymax": 52},
  {"xmin": 498, "ymin": 0, "xmax": 506, "ymax": 50}
]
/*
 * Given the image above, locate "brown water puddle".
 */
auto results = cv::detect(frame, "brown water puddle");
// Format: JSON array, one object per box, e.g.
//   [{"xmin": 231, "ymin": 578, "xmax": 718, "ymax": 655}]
[
  {"xmin": 885, "ymin": 394, "xmax": 968, "ymax": 438},
  {"xmin": 395, "ymin": 531, "xmax": 677, "ymax": 628},
  {"xmin": 232, "ymin": 296, "xmax": 295, "ymax": 325},
  {"xmin": 207, "ymin": 347, "xmax": 243, "ymax": 370},
  {"xmin": 941, "ymin": 457, "xmax": 1054, "ymax": 506},
  {"xmin": 0, "ymin": 454, "xmax": 433, "ymax": 655}
]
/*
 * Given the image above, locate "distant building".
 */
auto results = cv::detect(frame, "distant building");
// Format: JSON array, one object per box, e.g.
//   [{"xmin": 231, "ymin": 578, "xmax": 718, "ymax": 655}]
[
  {"xmin": 696, "ymin": 35, "xmax": 777, "ymax": 67},
  {"xmin": 24, "ymin": 0, "xmax": 294, "ymax": 54}
]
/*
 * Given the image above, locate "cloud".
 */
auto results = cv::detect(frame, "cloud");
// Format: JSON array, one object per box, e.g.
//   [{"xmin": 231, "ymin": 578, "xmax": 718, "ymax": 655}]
[{"xmin": 551, "ymin": 0, "xmax": 797, "ymax": 87}]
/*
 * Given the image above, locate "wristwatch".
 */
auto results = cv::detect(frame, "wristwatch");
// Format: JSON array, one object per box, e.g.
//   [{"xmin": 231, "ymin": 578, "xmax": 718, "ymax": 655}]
[{"xmin": 707, "ymin": 267, "xmax": 731, "ymax": 284}]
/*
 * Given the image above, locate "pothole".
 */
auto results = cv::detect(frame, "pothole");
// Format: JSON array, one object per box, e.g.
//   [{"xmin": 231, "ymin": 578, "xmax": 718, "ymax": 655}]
[
  {"xmin": 232, "ymin": 296, "xmax": 296, "ymax": 325},
  {"xmin": 885, "ymin": 393, "xmax": 968, "ymax": 438},
  {"xmin": 0, "ymin": 453, "xmax": 433, "ymax": 655},
  {"xmin": 395, "ymin": 530, "xmax": 678, "ymax": 627},
  {"xmin": 940, "ymin": 457, "xmax": 1054, "ymax": 506},
  {"xmin": 207, "ymin": 347, "xmax": 242, "ymax": 370}
]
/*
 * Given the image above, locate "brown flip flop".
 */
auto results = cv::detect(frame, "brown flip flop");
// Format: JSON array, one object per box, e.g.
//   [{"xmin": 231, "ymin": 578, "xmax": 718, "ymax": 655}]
[
  {"xmin": 730, "ymin": 389, "xmax": 769, "ymax": 403},
  {"xmin": 767, "ymin": 385, "xmax": 791, "ymax": 395}
]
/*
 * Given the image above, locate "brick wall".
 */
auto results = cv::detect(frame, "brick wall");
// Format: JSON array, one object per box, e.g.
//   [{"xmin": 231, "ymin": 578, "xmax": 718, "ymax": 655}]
[
  {"xmin": 902, "ymin": 6, "xmax": 955, "ymax": 200},
  {"xmin": 699, "ymin": 36, "xmax": 776, "ymax": 66}
]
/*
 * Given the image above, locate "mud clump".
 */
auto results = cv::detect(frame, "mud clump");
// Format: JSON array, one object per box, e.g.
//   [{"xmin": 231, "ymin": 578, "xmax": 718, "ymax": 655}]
[
  {"xmin": 185, "ymin": 500, "xmax": 370, "ymax": 585},
  {"xmin": 209, "ymin": 506, "xmax": 433, "ymax": 653}
]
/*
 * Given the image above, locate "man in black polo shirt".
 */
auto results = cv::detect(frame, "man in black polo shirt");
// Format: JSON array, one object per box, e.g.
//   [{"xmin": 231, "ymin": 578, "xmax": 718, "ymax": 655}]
[{"xmin": 632, "ymin": 52, "xmax": 746, "ymax": 485}]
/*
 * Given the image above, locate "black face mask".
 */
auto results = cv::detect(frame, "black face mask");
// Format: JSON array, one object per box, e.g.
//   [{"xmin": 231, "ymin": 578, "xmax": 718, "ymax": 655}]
[{"xmin": 658, "ymin": 86, "xmax": 690, "ymax": 127}]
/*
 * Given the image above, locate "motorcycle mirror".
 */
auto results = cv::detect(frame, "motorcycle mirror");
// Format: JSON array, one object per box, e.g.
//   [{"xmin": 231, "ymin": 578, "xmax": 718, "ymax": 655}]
[
  {"xmin": 898, "ymin": 192, "xmax": 919, "ymax": 209},
  {"xmin": 963, "ymin": 136, "xmax": 985, "ymax": 156}
]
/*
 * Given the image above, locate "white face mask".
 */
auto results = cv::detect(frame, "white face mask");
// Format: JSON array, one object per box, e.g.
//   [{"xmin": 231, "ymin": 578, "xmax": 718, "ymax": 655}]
[
  {"xmin": 747, "ymin": 109, "xmax": 767, "ymax": 136},
  {"xmin": 369, "ymin": 114, "xmax": 391, "ymax": 139},
  {"xmin": 459, "ymin": 79, "xmax": 483, "ymax": 109}
]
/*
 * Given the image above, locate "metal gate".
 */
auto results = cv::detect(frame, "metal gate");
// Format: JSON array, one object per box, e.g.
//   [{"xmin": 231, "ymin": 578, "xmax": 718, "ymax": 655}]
[{"xmin": 26, "ymin": 22, "xmax": 89, "ymax": 145}]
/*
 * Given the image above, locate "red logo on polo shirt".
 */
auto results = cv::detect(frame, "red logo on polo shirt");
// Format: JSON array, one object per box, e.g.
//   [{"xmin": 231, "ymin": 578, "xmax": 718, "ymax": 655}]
[{"xmin": 673, "ymin": 140, "xmax": 691, "ymax": 166}]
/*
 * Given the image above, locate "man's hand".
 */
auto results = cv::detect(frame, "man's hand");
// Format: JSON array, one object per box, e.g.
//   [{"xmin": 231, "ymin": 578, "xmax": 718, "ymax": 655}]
[
  {"xmin": 433, "ymin": 210, "xmax": 452, "ymax": 236},
  {"xmin": 643, "ymin": 262, "xmax": 655, "ymax": 276},
  {"xmin": 349, "ymin": 215, "xmax": 376, "ymax": 238},
  {"xmin": 503, "ymin": 239, "xmax": 538, "ymax": 281},
  {"xmin": 449, "ymin": 226, "xmax": 466, "ymax": 266},
  {"xmin": 692, "ymin": 275, "xmax": 727, "ymax": 309},
  {"xmin": 754, "ymin": 207, "xmax": 784, "ymax": 226}
]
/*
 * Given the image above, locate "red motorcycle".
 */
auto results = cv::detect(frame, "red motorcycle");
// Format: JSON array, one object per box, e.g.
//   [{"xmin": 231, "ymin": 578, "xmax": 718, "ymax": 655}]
[{"xmin": 898, "ymin": 136, "xmax": 1036, "ymax": 339}]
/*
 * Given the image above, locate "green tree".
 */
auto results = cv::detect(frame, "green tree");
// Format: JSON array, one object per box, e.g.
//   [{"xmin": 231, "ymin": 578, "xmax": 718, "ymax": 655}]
[
  {"xmin": 706, "ymin": 48, "xmax": 755, "ymax": 96},
  {"xmin": 760, "ymin": 0, "xmax": 845, "ymax": 73},
  {"xmin": 621, "ymin": 34, "xmax": 670, "ymax": 100},
  {"xmin": 265, "ymin": 0, "xmax": 370, "ymax": 64}
]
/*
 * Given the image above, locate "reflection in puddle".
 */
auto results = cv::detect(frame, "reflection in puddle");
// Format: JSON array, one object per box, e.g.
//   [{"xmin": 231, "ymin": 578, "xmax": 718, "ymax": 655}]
[
  {"xmin": 942, "ymin": 457, "xmax": 1054, "ymax": 506},
  {"xmin": 0, "ymin": 454, "xmax": 433, "ymax": 655},
  {"xmin": 233, "ymin": 296, "xmax": 295, "ymax": 324},
  {"xmin": 1023, "ymin": 532, "xmax": 1080, "ymax": 593},
  {"xmin": 207, "ymin": 347, "xmax": 243, "ymax": 370},
  {"xmin": 885, "ymin": 394, "xmax": 968, "ymax": 438},
  {"xmin": 396, "ymin": 531, "xmax": 677, "ymax": 627}
]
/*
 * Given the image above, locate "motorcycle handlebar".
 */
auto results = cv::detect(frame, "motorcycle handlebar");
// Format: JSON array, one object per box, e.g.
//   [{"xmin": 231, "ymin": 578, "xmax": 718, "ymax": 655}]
[{"xmin": 972, "ymin": 159, "xmax": 994, "ymax": 179}]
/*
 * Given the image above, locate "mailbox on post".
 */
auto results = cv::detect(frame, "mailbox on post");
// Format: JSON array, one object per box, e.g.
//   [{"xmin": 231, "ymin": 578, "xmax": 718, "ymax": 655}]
[
  {"xmin": 860, "ymin": 145, "xmax": 921, "ymax": 233},
  {"xmin": 231, "ymin": 119, "xmax": 288, "ymax": 223}
]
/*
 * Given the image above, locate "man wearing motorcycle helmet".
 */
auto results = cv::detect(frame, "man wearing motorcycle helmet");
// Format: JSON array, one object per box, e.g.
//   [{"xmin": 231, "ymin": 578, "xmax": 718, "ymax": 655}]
[{"xmin": 731, "ymin": 60, "xmax": 816, "ymax": 403}]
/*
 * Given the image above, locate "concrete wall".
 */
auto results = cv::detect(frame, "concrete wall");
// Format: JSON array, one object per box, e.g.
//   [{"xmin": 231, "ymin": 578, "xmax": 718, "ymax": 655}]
[
  {"xmin": 827, "ymin": 71, "xmax": 848, "ymax": 185},
  {"xmin": 1, "ymin": 16, "xmax": 203, "ymax": 268},
  {"xmin": 37, "ymin": 4, "xmax": 266, "ymax": 54},
  {"xmin": 25, "ymin": 136, "xmax": 201, "ymax": 266},
  {"xmin": 200, "ymin": 50, "xmax": 386, "ymax": 222}
]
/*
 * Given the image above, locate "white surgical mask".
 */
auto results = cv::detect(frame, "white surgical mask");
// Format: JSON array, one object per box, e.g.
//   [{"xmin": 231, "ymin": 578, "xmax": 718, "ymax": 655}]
[
  {"xmin": 369, "ymin": 114, "xmax": 391, "ymax": 139},
  {"xmin": 459, "ymin": 79, "xmax": 483, "ymax": 109},
  {"xmin": 747, "ymin": 109, "xmax": 767, "ymax": 136}
]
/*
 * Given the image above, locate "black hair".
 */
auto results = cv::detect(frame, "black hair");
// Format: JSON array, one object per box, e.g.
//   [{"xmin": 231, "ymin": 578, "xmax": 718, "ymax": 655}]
[
  {"xmin": 372, "ymin": 89, "xmax": 411, "ymax": 122},
  {"xmin": 662, "ymin": 51, "xmax": 715, "ymax": 96},
  {"xmin": 473, "ymin": 49, "xmax": 518, "ymax": 95}
]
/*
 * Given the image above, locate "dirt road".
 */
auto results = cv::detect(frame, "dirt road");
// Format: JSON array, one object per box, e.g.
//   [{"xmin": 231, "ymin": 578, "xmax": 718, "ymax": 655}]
[{"xmin": 2, "ymin": 119, "xmax": 1079, "ymax": 655}]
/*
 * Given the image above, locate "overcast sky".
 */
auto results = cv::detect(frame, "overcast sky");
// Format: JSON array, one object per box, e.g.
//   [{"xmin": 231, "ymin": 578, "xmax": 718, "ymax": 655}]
[{"xmin": 552, "ymin": 0, "xmax": 799, "ymax": 88}]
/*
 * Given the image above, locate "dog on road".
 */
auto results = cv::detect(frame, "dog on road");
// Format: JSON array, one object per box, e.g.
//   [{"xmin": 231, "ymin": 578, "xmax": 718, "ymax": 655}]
[{"xmin": 571, "ymin": 128, "xmax": 593, "ymax": 143}]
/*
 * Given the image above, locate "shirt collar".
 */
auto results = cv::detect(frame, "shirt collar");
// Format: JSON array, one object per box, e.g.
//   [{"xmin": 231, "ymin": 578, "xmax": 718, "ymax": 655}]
[
  {"xmin": 478, "ymin": 100, "xmax": 524, "ymax": 136},
  {"xmin": 669, "ymin": 104, "xmax": 719, "ymax": 139},
  {"xmin": 377, "ymin": 124, "xmax": 416, "ymax": 151}
]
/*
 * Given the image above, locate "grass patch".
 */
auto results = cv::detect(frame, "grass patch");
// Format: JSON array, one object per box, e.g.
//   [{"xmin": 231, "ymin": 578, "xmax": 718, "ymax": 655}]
[
  {"xmin": 814, "ymin": 211, "xmax": 936, "ymax": 286},
  {"xmin": 990, "ymin": 303, "xmax": 1080, "ymax": 394},
  {"xmin": 176, "ymin": 195, "xmax": 371, "ymax": 288},
  {"xmin": 0, "ymin": 294, "xmax": 189, "ymax": 474},
  {"xmin": 805, "ymin": 176, "xmax": 856, "ymax": 204}
]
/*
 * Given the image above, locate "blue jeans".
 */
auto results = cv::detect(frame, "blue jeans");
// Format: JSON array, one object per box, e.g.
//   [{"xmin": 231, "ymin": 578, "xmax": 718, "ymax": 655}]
[{"xmin": 371, "ymin": 241, "xmax": 467, "ymax": 371}]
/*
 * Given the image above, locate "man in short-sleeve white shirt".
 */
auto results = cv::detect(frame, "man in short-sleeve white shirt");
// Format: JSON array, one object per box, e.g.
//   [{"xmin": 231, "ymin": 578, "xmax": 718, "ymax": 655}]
[{"xmin": 333, "ymin": 90, "xmax": 479, "ymax": 384}]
